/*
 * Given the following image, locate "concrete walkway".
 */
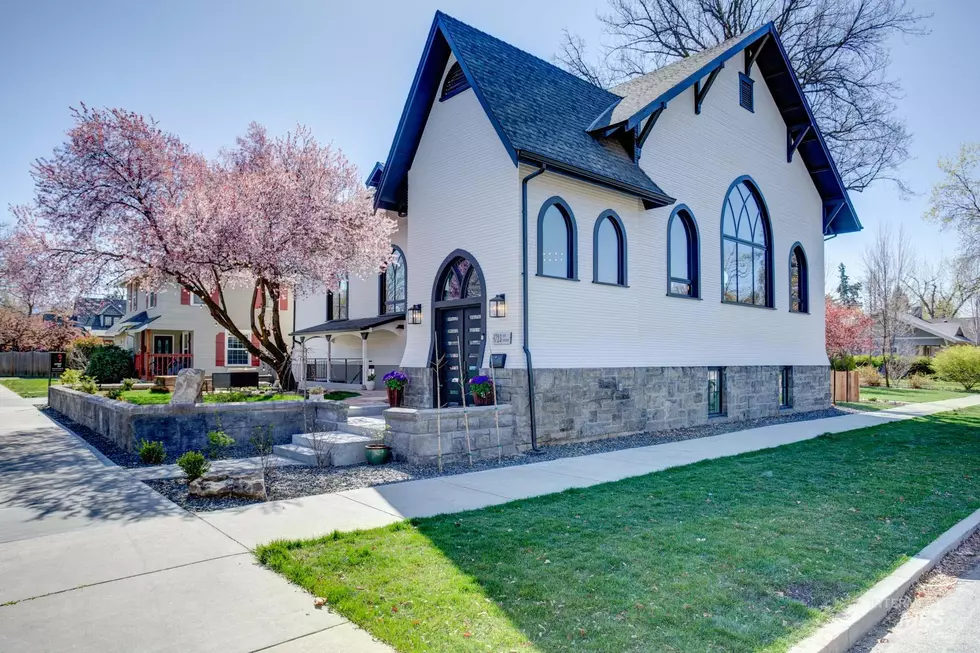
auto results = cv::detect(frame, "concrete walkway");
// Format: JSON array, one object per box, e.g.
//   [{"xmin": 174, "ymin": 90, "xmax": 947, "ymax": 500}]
[
  {"xmin": 199, "ymin": 394, "xmax": 980, "ymax": 549},
  {"xmin": 0, "ymin": 385, "xmax": 391, "ymax": 652}
]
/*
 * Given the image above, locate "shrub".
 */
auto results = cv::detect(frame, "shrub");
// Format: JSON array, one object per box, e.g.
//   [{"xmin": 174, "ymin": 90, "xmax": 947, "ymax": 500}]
[
  {"xmin": 907, "ymin": 373, "xmax": 932, "ymax": 389},
  {"xmin": 176, "ymin": 451, "xmax": 210, "ymax": 481},
  {"xmin": 207, "ymin": 430, "xmax": 235, "ymax": 459},
  {"xmin": 68, "ymin": 335, "xmax": 105, "ymax": 370},
  {"xmin": 853, "ymin": 354, "xmax": 885, "ymax": 369},
  {"xmin": 220, "ymin": 390, "xmax": 248, "ymax": 403},
  {"xmin": 85, "ymin": 345, "xmax": 134, "ymax": 384},
  {"xmin": 907, "ymin": 356, "xmax": 935, "ymax": 378},
  {"xmin": 830, "ymin": 355, "xmax": 857, "ymax": 371},
  {"xmin": 858, "ymin": 366, "xmax": 883, "ymax": 387},
  {"xmin": 149, "ymin": 385, "xmax": 171, "ymax": 394},
  {"xmin": 120, "ymin": 378, "xmax": 137, "ymax": 391},
  {"xmin": 77, "ymin": 376, "xmax": 98, "ymax": 394},
  {"xmin": 59, "ymin": 368, "xmax": 82, "ymax": 386},
  {"xmin": 933, "ymin": 346, "xmax": 980, "ymax": 391},
  {"xmin": 105, "ymin": 388, "xmax": 124, "ymax": 400},
  {"xmin": 137, "ymin": 439, "xmax": 166, "ymax": 464}
]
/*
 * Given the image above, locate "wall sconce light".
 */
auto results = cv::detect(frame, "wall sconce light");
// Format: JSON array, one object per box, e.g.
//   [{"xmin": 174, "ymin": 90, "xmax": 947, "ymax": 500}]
[
  {"xmin": 408, "ymin": 303, "xmax": 423, "ymax": 324},
  {"xmin": 489, "ymin": 294, "xmax": 506, "ymax": 318}
]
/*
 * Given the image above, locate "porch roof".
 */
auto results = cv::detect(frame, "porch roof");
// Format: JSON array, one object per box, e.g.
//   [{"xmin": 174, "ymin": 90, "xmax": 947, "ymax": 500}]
[
  {"xmin": 292, "ymin": 313, "xmax": 405, "ymax": 336},
  {"xmin": 104, "ymin": 312, "xmax": 159, "ymax": 336}
]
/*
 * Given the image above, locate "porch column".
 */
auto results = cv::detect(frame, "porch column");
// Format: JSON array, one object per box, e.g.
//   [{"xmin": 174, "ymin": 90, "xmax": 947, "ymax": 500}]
[
  {"xmin": 361, "ymin": 332, "xmax": 369, "ymax": 387},
  {"xmin": 325, "ymin": 335, "xmax": 332, "ymax": 382}
]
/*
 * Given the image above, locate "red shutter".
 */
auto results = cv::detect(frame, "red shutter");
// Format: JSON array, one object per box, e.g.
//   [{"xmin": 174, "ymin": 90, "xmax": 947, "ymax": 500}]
[
  {"xmin": 279, "ymin": 290, "xmax": 288, "ymax": 311},
  {"xmin": 215, "ymin": 333, "xmax": 225, "ymax": 367},
  {"xmin": 210, "ymin": 288, "xmax": 220, "ymax": 303},
  {"xmin": 180, "ymin": 288, "xmax": 190, "ymax": 305},
  {"xmin": 254, "ymin": 292, "xmax": 263, "ymax": 309},
  {"xmin": 250, "ymin": 334, "xmax": 260, "ymax": 366}
]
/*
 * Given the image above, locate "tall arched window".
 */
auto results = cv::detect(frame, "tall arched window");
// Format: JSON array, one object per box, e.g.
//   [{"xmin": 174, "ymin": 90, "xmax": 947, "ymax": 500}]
[
  {"xmin": 593, "ymin": 211, "xmax": 627, "ymax": 286},
  {"xmin": 721, "ymin": 178, "xmax": 772, "ymax": 307},
  {"xmin": 537, "ymin": 197, "xmax": 577, "ymax": 279},
  {"xmin": 789, "ymin": 243, "xmax": 808, "ymax": 313},
  {"xmin": 379, "ymin": 246, "xmax": 407, "ymax": 314},
  {"xmin": 667, "ymin": 206, "xmax": 700, "ymax": 298}
]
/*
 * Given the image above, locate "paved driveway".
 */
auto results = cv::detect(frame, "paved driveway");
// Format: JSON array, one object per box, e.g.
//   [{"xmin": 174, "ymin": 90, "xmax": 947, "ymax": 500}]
[{"xmin": 0, "ymin": 386, "xmax": 389, "ymax": 652}]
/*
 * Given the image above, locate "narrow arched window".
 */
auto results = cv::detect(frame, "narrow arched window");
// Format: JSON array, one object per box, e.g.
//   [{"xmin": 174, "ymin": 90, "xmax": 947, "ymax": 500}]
[
  {"xmin": 667, "ymin": 206, "xmax": 699, "ymax": 298},
  {"xmin": 789, "ymin": 244, "xmax": 808, "ymax": 313},
  {"xmin": 722, "ymin": 178, "xmax": 772, "ymax": 307},
  {"xmin": 379, "ymin": 246, "xmax": 407, "ymax": 314},
  {"xmin": 594, "ymin": 211, "xmax": 627, "ymax": 286},
  {"xmin": 441, "ymin": 62, "xmax": 470, "ymax": 101},
  {"xmin": 537, "ymin": 198, "xmax": 577, "ymax": 279}
]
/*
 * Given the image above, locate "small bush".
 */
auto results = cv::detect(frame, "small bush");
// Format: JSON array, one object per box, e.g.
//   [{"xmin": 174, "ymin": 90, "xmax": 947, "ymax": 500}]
[
  {"xmin": 858, "ymin": 366, "xmax": 883, "ymax": 387},
  {"xmin": 207, "ymin": 430, "xmax": 235, "ymax": 459},
  {"xmin": 907, "ymin": 373, "xmax": 932, "ymax": 389},
  {"xmin": 177, "ymin": 451, "xmax": 210, "ymax": 481},
  {"xmin": 59, "ymin": 368, "xmax": 82, "ymax": 386},
  {"xmin": 85, "ymin": 345, "xmax": 135, "ymax": 384},
  {"xmin": 933, "ymin": 346, "xmax": 980, "ymax": 391},
  {"xmin": 907, "ymin": 356, "xmax": 935, "ymax": 378},
  {"xmin": 137, "ymin": 439, "xmax": 166, "ymax": 464},
  {"xmin": 106, "ymin": 388, "xmax": 124, "ymax": 400},
  {"xmin": 149, "ymin": 385, "xmax": 171, "ymax": 395},
  {"xmin": 830, "ymin": 355, "xmax": 857, "ymax": 371},
  {"xmin": 77, "ymin": 376, "xmax": 98, "ymax": 394},
  {"xmin": 211, "ymin": 390, "xmax": 247, "ymax": 403},
  {"xmin": 853, "ymin": 354, "xmax": 885, "ymax": 369},
  {"xmin": 120, "ymin": 378, "xmax": 137, "ymax": 392}
]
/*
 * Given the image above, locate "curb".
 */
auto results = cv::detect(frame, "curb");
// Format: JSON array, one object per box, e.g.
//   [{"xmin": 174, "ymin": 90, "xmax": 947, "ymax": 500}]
[{"xmin": 790, "ymin": 507, "xmax": 980, "ymax": 653}]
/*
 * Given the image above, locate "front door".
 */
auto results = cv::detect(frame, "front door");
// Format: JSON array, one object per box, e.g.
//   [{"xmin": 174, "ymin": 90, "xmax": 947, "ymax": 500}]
[
  {"xmin": 436, "ymin": 305, "xmax": 483, "ymax": 406},
  {"xmin": 153, "ymin": 335, "xmax": 173, "ymax": 354}
]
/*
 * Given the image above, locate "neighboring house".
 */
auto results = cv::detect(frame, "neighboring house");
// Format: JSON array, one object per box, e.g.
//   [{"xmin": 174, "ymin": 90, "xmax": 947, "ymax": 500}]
[
  {"xmin": 106, "ymin": 281, "xmax": 292, "ymax": 379},
  {"xmin": 898, "ymin": 313, "xmax": 978, "ymax": 356},
  {"xmin": 71, "ymin": 297, "xmax": 127, "ymax": 339},
  {"xmin": 295, "ymin": 12, "xmax": 861, "ymax": 447}
]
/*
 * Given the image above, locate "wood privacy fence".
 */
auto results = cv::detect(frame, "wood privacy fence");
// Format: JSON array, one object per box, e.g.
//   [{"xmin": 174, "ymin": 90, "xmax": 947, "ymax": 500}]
[
  {"xmin": 0, "ymin": 351, "xmax": 52, "ymax": 377},
  {"xmin": 831, "ymin": 370, "xmax": 860, "ymax": 403}
]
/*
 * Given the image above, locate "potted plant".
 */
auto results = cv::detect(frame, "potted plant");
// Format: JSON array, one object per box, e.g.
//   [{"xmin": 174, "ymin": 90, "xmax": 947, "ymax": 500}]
[
  {"xmin": 382, "ymin": 370, "xmax": 408, "ymax": 407},
  {"xmin": 307, "ymin": 386, "xmax": 325, "ymax": 402},
  {"xmin": 365, "ymin": 372, "xmax": 376, "ymax": 391},
  {"xmin": 470, "ymin": 375, "xmax": 494, "ymax": 406},
  {"xmin": 365, "ymin": 424, "xmax": 392, "ymax": 465}
]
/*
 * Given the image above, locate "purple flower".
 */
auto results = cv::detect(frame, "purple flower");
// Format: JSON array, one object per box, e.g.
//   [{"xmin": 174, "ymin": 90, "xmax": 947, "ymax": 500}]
[{"xmin": 383, "ymin": 370, "xmax": 408, "ymax": 390}]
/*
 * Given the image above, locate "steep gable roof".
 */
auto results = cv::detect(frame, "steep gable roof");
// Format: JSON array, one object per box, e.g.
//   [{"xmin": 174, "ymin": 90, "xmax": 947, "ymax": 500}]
[{"xmin": 373, "ymin": 12, "xmax": 674, "ymax": 213}]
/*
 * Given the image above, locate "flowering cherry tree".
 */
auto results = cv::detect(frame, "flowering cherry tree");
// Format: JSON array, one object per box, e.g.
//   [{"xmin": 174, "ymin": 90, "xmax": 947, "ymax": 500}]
[
  {"xmin": 12, "ymin": 106, "xmax": 394, "ymax": 387},
  {"xmin": 825, "ymin": 296, "xmax": 874, "ymax": 360}
]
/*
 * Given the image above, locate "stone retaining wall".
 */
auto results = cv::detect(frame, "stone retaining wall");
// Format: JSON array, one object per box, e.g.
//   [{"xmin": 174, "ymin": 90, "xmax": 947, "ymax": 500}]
[
  {"xmin": 48, "ymin": 386, "xmax": 347, "ymax": 453},
  {"xmin": 383, "ymin": 404, "xmax": 519, "ymax": 466}
]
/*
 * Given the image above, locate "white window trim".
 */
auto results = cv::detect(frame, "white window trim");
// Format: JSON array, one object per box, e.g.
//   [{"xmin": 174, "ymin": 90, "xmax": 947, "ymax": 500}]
[
  {"xmin": 190, "ymin": 294, "xmax": 206, "ymax": 306},
  {"xmin": 225, "ymin": 331, "xmax": 251, "ymax": 367}
]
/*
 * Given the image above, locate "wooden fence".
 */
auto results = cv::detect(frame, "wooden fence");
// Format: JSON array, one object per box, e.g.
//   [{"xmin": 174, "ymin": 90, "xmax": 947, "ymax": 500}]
[
  {"xmin": 831, "ymin": 370, "xmax": 860, "ymax": 403},
  {"xmin": 0, "ymin": 351, "xmax": 53, "ymax": 377}
]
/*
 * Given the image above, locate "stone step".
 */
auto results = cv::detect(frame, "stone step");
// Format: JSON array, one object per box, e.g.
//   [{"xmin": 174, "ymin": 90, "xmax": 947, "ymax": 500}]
[
  {"xmin": 338, "ymin": 416, "xmax": 387, "ymax": 438},
  {"xmin": 347, "ymin": 404, "xmax": 388, "ymax": 417},
  {"xmin": 272, "ymin": 443, "xmax": 319, "ymax": 466},
  {"xmin": 292, "ymin": 431, "xmax": 377, "ymax": 467}
]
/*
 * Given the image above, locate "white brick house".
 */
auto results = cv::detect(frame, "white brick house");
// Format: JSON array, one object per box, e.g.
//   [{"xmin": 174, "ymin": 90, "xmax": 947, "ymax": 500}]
[{"xmin": 294, "ymin": 12, "xmax": 861, "ymax": 447}]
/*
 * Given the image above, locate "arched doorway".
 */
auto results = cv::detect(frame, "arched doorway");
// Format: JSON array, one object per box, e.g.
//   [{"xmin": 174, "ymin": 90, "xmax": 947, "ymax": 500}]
[{"xmin": 431, "ymin": 250, "xmax": 486, "ymax": 407}]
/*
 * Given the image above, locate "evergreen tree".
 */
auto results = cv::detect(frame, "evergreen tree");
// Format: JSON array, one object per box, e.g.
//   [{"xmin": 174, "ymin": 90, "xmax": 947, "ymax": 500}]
[{"xmin": 837, "ymin": 263, "xmax": 863, "ymax": 306}]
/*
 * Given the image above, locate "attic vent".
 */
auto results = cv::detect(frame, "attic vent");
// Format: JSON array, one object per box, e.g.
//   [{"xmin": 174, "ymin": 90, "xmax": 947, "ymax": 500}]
[
  {"xmin": 440, "ymin": 62, "xmax": 470, "ymax": 101},
  {"xmin": 738, "ymin": 73, "xmax": 754, "ymax": 112}
]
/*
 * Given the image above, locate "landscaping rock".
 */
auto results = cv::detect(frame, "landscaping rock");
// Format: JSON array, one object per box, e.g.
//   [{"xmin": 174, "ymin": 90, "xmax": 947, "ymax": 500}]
[
  {"xmin": 170, "ymin": 369, "xmax": 205, "ymax": 405},
  {"xmin": 188, "ymin": 472, "xmax": 266, "ymax": 500}
]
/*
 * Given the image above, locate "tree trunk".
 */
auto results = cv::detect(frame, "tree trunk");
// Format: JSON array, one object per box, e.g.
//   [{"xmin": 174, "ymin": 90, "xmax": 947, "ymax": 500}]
[{"xmin": 276, "ymin": 358, "xmax": 297, "ymax": 392}]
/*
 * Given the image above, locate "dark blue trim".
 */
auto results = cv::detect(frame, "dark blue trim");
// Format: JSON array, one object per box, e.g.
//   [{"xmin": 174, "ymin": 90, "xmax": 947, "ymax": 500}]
[
  {"xmin": 592, "ymin": 209, "xmax": 628, "ymax": 286},
  {"xmin": 719, "ymin": 175, "xmax": 774, "ymax": 308},
  {"xmin": 666, "ymin": 204, "xmax": 701, "ymax": 299},
  {"xmin": 365, "ymin": 162, "xmax": 384, "ymax": 188},
  {"xmin": 378, "ymin": 244, "xmax": 407, "ymax": 315},
  {"xmin": 694, "ymin": 63, "xmax": 725, "ymax": 115},
  {"xmin": 787, "ymin": 124, "xmax": 811, "ymax": 162},
  {"xmin": 738, "ymin": 72, "xmax": 755, "ymax": 112},
  {"xmin": 788, "ymin": 241, "xmax": 809, "ymax": 313},
  {"xmin": 517, "ymin": 153, "xmax": 673, "ymax": 209},
  {"xmin": 536, "ymin": 196, "xmax": 579, "ymax": 280}
]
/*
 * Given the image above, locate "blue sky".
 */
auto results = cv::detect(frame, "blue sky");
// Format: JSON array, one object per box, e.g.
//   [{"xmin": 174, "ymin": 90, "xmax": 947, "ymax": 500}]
[{"xmin": 1, "ymin": 0, "xmax": 972, "ymax": 287}]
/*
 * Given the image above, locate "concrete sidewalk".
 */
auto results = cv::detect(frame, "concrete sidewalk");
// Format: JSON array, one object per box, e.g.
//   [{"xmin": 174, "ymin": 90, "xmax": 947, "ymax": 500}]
[
  {"xmin": 0, "ymin": 385, "xmax": 391, "ymax": 653},
  {"xmin": 199, "ymin": 394, "xmax": 980, "ymax": 549}
]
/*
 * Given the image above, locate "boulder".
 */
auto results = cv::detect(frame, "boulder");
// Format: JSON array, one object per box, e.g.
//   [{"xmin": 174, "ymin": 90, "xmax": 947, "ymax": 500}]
[
  {"xmin": 170, "ymin": 368, "xmax": 205, "ymax": 405},
  {"xmin": 188, "ymin": 472, "xmax": 266, "ymax": 500}
]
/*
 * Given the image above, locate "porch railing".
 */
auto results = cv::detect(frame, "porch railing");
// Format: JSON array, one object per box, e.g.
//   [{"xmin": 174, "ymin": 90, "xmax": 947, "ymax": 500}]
[
  {"xmin": 305, "ymin": 358, "xmax": 362, "ymax": 384},
  {"xmin": 139, "ymin": 353, "xmax": 194, "ymax": 379}
]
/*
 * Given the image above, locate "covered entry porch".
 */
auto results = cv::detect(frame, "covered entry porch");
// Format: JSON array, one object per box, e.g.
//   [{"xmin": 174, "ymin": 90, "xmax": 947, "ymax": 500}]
[{"xmin": 292, "ymin": 314, "xmax": 406, "ymax": 389}]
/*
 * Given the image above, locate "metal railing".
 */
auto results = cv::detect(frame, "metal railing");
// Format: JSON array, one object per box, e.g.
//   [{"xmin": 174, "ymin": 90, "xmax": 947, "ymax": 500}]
[{"xmin": 305, "ymin": 358, "xmax": 362, "ymax": 384}]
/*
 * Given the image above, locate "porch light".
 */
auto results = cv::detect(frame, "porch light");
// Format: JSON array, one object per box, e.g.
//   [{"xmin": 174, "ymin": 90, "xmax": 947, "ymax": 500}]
[
  {"xmin": 489, "ymin": 294, "xmax": 506, "ymax": 318},
  {"xmin": 408, "ymin": 303, "xmax": 423, "ymax": 324}
]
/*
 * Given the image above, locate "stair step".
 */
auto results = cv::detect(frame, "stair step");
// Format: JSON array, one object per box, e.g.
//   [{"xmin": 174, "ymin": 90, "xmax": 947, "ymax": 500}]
[
  {"xmin": 272, "ymin": 443, "xmax": 320, "ymax": 466},
  {"xmin": 276, "ymin": 432, "xmax": 379, "ymax": 467},
  {"xmin": 347, "ymin": 404, "xmax": 388, "ymax": 417},
  {"xmin": 338, "ymin": 416, "xmax": 387, "ymax": 437}
]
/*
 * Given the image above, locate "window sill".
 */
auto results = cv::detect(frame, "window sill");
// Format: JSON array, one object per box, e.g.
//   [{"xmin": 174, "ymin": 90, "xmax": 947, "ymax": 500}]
[
  {"xmin": 592, "ymin": 280, "xmax": 629, "ymax": 289},
  {"xmin": 779, "ymin": 405, "xmax": 793, "ymax": 411},
  {"xmin": 667, "ymin": 292, "xmax": 702, "ymax": 301},
  {"xmin": 721, "ymin": 301, "xmax": 776, "ymax": 310},
  {"xmin": 535, "ymin": 273, "xmax": 579, "ymax": 282},
  {"xmin": 708, "ymin": 413, "xmax": 727, "ymax": 419},
  {"xmin": 789, "ymin": 310, "xmax": 810, "ymax": 315}
]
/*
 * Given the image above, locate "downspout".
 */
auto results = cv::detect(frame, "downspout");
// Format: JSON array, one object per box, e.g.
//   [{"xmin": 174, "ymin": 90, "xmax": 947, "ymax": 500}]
[{"xmin": 521, "ymin": 162, "xmax": 546, "ymax": 452}]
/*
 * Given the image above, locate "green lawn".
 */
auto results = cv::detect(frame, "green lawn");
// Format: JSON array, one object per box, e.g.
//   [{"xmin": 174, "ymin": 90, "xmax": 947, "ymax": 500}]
[
  {"xmin": 0, "ymin": 377, "xmax": 58, "ymax": 398},
  {"xmin": 838, "ymin": 383, "xmax": 977, "ymax": 412},
  {"xmin": 258, "ymin": 407, "xmax": 980, "ymax": 653},
  {"xmin": 116, "ymin": 389, "xmax": 303, "ymax": 405}
]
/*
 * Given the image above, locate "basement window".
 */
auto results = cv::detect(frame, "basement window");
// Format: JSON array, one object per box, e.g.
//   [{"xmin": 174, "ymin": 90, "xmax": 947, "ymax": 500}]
[{"xmin": 739, "ymin": 73, "xmax": 754, "ymax": 112}]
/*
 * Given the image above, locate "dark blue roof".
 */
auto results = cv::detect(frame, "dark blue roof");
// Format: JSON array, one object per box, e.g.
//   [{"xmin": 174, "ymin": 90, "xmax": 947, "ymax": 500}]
[{"xmin": 374, "ymin": 12, "xmax": 673, "ymax": 212}]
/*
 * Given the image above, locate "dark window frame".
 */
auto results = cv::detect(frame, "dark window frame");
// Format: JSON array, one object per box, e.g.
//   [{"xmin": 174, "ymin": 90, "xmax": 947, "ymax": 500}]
[
  {"xmin": 592, "ymin": 210, "xmax": 628, "ymax": 287},
  {"xmin": 536, "ymin": 196, "xmax": 578, "ymax": 280},
  {"xmin": 708, "ymin": 367, "xmax": 726, "ymax": 416},
  {"xmin": 720, "ymin": 176, "xmax": 774, "ymax": 309},
  {"xmin": 440, "ymin": 61, "xmax": 471, "ymax": 102},
  {"xmin": 738, "ymin": 72, "xmax": 755, "ymax": 112},
  {"xmin": 788, "ymin": 242, "xmax": 809, "ymax": 314},
  {"xmin": 667, "ymin": 205, "xmax": 701, "ymax": 299},
  {"xmin": 779, "ymin": 366, "xmax": 793, "ymax": 408},
  {"xmin": 379, "ymin": 245, "xmax": 408, "ymax": 315},
  {"xmin": 329, "ymin": 277, "xmax": 348, "ymax": 321}
]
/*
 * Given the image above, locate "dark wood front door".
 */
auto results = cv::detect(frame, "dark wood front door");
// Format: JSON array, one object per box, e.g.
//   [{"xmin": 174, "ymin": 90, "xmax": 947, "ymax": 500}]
[
  {"xmin": 436, "ymin": 305, "xmax": 483, "ymax": 406},
  {"xmin": 153, "ymin": 335, "xmax": 173, "ymax": 354}
]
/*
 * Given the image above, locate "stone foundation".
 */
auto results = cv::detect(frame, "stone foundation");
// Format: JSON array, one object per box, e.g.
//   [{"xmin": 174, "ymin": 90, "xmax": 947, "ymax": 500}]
[{"xmin": 384, "ymin": 404, "xmax": 519, "ymax": 466}]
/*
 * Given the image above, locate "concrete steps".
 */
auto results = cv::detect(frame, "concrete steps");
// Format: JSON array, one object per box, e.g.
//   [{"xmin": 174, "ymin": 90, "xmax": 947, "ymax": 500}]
[
  {"xmin": 273, "ymin": 431, "xmax": 378, "ymax": 467},
  {"xmin": 347, "ymin": 404, "xmax": 388, "ymax": 417},
  {"xmin": 337, "ymin": 416, "xmax": 386, "ymax": 438}
]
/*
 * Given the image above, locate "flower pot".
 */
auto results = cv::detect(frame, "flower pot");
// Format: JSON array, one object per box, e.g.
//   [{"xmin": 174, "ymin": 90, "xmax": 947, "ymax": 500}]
[
  {"xmin": 386, "ymin": 387, "xmax": 403, "ymax": 407},
  {"xmin": 365, "ymin": 444, "xmax": 391, "ymax": 465},
  {"xmin": 365, "ymin": 380, "xmax": 376, "ymax": 391},
  {"xmin": 473, "ymin": 391, "xmax": 494, "ymax": 406}
]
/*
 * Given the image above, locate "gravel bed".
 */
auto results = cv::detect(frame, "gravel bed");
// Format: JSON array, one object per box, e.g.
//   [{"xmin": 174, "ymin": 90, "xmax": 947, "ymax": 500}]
[{"xmin": 143, "ymin": 407, "xmax": 847, "ymax": 512}]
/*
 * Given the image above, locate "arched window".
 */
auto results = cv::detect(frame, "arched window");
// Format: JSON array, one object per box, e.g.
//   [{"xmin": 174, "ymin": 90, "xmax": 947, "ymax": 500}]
[
  {"xmin": 379, "ymin": 246, "xmax": 407, "ymax": 314},
  {"xmin": 789, "ymin": 243, "xmax": 808, "ymax": 313},
  {"xmin": 593, "ymin": 211, "xmax": 627, "ymax": 286},
  {"xmin": 721, "ymin": 178, "xmax": 772, "ymax": 307},
  {"xmin": 439, "ymin": 256, "xmax": 483, "ymax": 301},
  {"xmin": 667, "ymin": 206, "xmax": 700, "ymax": 298},
  {"xmin": 537, "ymin": 197, "xmax": 577, "ymax": 279},
  {"xmin": 440, "ymin": 62, "xmax": 470, "ymax": 101}
]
